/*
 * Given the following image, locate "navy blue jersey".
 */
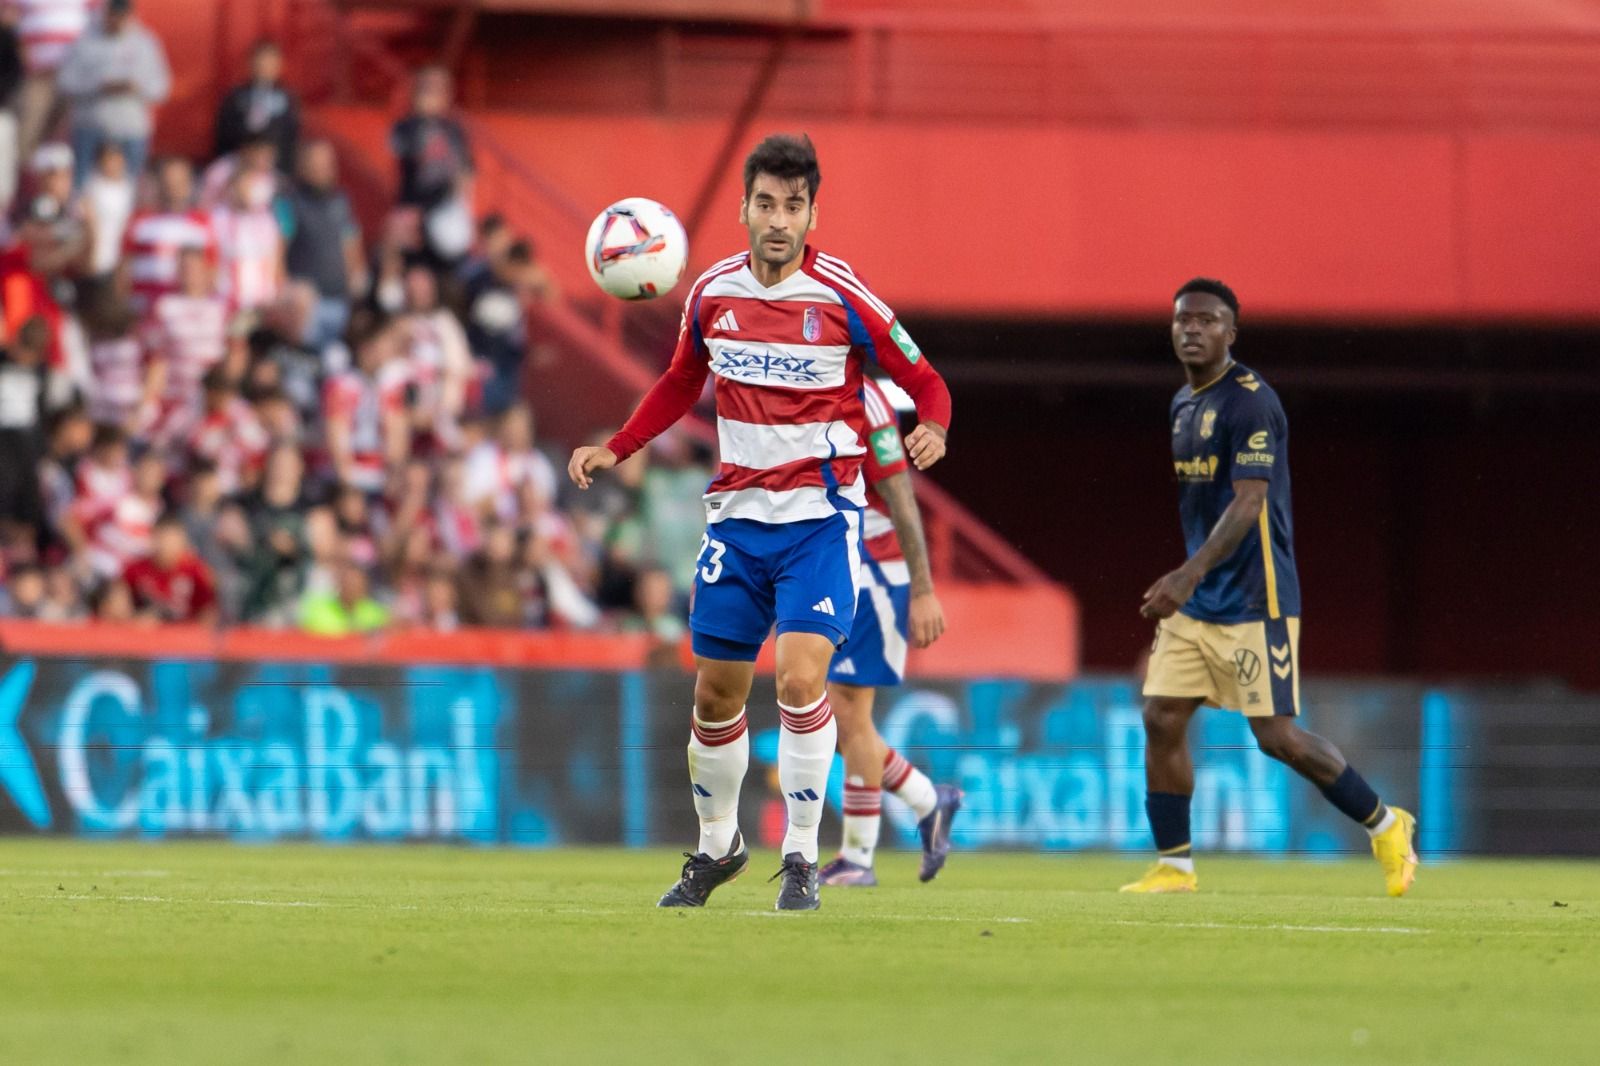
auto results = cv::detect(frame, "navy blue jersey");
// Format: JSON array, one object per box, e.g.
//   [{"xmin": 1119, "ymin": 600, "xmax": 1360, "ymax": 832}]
[{"xmin": 1168, "ymin": 362, "xmax": 1300, "ymax": 624}]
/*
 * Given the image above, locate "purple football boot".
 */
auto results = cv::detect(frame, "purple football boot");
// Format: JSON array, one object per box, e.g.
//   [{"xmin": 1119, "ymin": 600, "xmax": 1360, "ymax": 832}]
[
  {"xmin": 819, "ymin": 856, "xmax": 879, "ymax": 887},
  {"xmin": 916, "ymin": 785, "xmax": 963, "ymax": 882}
]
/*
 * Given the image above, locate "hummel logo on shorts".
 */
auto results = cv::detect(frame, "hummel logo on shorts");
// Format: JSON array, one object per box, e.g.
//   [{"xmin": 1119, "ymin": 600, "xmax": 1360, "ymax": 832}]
[
  {"xmin": 812, "ymin": 597, "xmax": 835, "ymax": 615},
  {"xmin": 714, "ymin": 310, "xmax": 740, "ymax": 332}
]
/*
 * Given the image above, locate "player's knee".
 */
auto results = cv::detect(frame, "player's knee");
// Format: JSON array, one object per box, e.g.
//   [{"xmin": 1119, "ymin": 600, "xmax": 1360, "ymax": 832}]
[
  {"xmin": 775, "ymin": 663, "xmax": 828, "ymax": 709},
  {"xmin": 693, "ymin": 674, "xmax": 747, "ymax": 722},
  {"xmin": 1142, "ymin": 700, "xmax": 1188, "ymax": 744}
]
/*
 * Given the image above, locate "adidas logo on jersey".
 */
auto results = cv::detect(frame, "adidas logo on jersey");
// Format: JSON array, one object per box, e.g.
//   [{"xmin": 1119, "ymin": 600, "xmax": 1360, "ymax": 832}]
[
  {"xmin": 811, "ymin": 597, "xmax": 835, "ymax": 616},
  {"xmin": 714, "ymin": 310, "xmax": 741, "ymax": 332}
]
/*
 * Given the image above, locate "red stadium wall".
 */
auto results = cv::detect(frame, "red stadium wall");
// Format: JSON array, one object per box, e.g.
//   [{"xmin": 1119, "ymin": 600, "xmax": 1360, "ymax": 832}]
[{"xmin": 307, "ymin": 111, "xmax": 1600, "ymax": 324}]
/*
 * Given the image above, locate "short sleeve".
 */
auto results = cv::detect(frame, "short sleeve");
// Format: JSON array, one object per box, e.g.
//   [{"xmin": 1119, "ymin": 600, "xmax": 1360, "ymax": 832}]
[{"xmin": 1225, "ymin": 388, "xmax": 1285, "ymax": 481}]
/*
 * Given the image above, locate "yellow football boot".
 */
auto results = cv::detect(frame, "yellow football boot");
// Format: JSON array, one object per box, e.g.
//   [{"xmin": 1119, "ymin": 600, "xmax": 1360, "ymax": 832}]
[
  {"xmin": 1119, "ymin": 862, "xmax": 1198, "ymax": 894},
  {"xmin": 1371, "ymin": 806, "xmax": 1419, "ymax": 897}
]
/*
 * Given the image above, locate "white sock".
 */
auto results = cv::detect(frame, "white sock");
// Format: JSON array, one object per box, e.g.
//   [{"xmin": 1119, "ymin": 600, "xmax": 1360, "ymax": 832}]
[
  {"xmin": 883, "ymin": 747, "xmax": 937, "ymax": 820},
  {"xmin": 1159, "ymin": 855, "xmax": 1196, "ymax": 874},
  {"xmin": 687, "ymin": 708, "xmax": 749, "ymax": 858},
  {"xmin": 1365, "ymin": 809, "xmax": 1397, "ymax": 838},
  {"xmin": 840, "ymin": 776, "xmax": 882, "ymax": 867},
  {"xmin": 778, "ymin": 694, "xmax": 837, "ymax": 863}
]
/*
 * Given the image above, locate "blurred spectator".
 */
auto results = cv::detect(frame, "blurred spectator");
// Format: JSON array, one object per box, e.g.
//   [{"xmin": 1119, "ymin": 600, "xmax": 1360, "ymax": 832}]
[
  {"xmin": 56, "ymin": 0, "xmax": 169, "ymax": 188},
  {"xmin": 418, "ymin": 566, "xmax": 459, "ymax": 632},
  {"xmin": 0, "ymin": 8, "xmax": 23, "ymax": 216},
  {"xmin": 331, "ymin": 482, "xmax": 379, "ymax": 568},
  {"xmin": 0, "ymin": 315, "xmax": 51, "ymax": 548},
  {"xmin": 390, "ymin": 65, "xmax": 473, "ymax": 264},
  {"xmin": 89, "ymin": 574, "xmax": 133, "ymax": 621},
  {"xmin": 620, "ymin": 565, "xmax": 687, "ymax": 649},
  {"xmin": 39, "ymin": 561, "xmax": 83, "ymax": 620},
  {"xmin": 59, "ymin": 419, "xmax": 127, "ymax": 549},
  {"xmin": 457, "ymin": 522, "xmax": 528, "ymax": 628},
  {"xmin": 13, "ymin": 0, "xmax": 96, "ymax": 163},
  {"xmin": 245, "ymin": 309, "xmax": 320, "ymax": 424},
  {"xmin": 81, "ymin": 446, "xmax": 163, "ymax": 580},
  {"xmin": 122, "ymin": 512, "xmax": 216, "ymax": 624},
  {"xmin": 396, "ymin": 262, "xmax": 470, "ymax": 449},
  {"xmin": 36, "ymin": 402, "xmax": 88, "ymax": 533},
  {"xmin": 79, "ymin": 139, "xmax": 132, "ymax": 284},
  {"xmin": 140, "ymin": 244, "xmax": 229, "ymax": 447},
  {"xmin": 465, "ymin": 238, "xmax": 554, "ymax": 415},
  {"xmin": 199, "ymin": 131, "xmax": 278, "ymax": 212},
  {"xmin": 80, "ymin": 289, "xmax": 146, "ymax": 432},
  {"xmin": 186, "ymin": 366, "xmax": 270, "ymax": 495},
  {"xmin": 285, "ymin": 138, "xmax": 362, "ymax": 350},
  {"xmin": 238, "ymin": 443, "xmax": 307, "ymax": 625},
  {"xmin": 463, "ymin": 403, "xmax": 555, "ymax": 529},
  {"xmin": 639, "ymin": 432, "xmax": 713, "ymax": 602},
  {"xmin": 120, "ymin": 155, "xmax": 211, "ymax": 313},
  {"xmin": 456, "ymin": 211, "xmax": 509, "ymax": 290},
  {"xmin": 23, "ymin": 141, "xmax": 85, "ymax": 274},
  {"xmin": 321, "ymin": 317, "xmax": 407, "ymax": 494},
  {"xmin": 300, "ymin": 556, "xmax": 388, "ymax": 636},
  {"xmin": 208, "ymin": 161, "xmax": 284, "ymax": 314},
  {"xmin": 3, "ymin": 560, "xmax": 46, "ymax": 617},
  {"xmin": 212, "ymin": 39, "xmax": 298, "ymax": 166}
]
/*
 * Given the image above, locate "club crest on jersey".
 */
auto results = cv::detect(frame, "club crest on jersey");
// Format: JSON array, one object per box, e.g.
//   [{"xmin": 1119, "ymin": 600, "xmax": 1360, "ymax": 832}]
[
  {"xmin": 712, "ymin": 345, "xmax": 823, "ymax": 385},
  {"xmin": 1199, "ymin": 409, "xmax": 1217, "ymax": 439},
  {"xmin": 802, "ymin": 305, "xmax": 822, "ymax": 343}
]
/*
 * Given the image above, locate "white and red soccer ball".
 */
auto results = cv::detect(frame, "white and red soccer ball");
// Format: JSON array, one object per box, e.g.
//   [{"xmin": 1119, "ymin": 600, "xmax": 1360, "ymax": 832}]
[{"xmin": 585, "ymin": 197, "xmax": 688, "ymax": 301}]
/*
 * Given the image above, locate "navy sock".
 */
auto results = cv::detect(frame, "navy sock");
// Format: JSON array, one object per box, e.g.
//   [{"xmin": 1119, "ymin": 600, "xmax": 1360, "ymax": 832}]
[
  {"xmin": 1319, "ymin": 765, "xmax": 1386, "ymax": 826},
  {"xmin": 1145, "ymin": 792, "xmax": 1192, "ymax": 856}
]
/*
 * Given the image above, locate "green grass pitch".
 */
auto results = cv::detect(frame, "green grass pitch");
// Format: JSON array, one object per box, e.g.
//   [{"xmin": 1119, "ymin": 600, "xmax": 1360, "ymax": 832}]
[{"xmin": 1, "ymin": 841, "xmax": 1596, "ymax": 1065}]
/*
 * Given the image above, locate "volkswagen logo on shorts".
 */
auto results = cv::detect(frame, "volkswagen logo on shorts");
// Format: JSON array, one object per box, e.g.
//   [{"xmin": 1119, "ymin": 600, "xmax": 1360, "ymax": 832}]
[{"xmin": 1234, "ymin": 649, "xmax": 1262, "ymax": 684}]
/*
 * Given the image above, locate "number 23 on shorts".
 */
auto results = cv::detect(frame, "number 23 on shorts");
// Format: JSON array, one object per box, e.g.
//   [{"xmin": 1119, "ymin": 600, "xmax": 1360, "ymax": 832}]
[{"xmin": 697, "ymin": 534, "xmax": 727, "ymax": 583}]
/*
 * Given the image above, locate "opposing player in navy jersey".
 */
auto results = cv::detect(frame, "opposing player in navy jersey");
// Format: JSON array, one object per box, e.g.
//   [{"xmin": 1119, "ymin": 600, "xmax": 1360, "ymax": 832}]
[
  {"xmin": 568, "ymin": 134, "xmax": 952, "ymax": 910},
  {"xmin": 1125, "ymin": 277, "xmax": 1417, "ymax": 896},
  {"xmin": 819, "ymin": 377, "xmax": 961, "ymax": 887}
]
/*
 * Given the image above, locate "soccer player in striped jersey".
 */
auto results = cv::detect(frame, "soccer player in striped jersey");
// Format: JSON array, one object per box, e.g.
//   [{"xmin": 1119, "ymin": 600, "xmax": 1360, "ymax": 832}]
[
  {"xmin": 820, "ymin": 377, "xmax": 961, "ymax": 886},
  {"xmin": 568, "ymin": 134, "xmax": 952, "ymax": 910}
]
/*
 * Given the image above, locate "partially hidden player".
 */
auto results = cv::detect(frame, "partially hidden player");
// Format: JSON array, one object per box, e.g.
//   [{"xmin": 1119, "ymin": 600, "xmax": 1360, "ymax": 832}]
[
  {"xmin": 1124, "ymin": 277, "xmax": 1417, "ymax": 897},
  {"xmin": 567, "ymin": 135, "xmax": 951, "ymax": 910},
  {"xmin": 819, "ymin": 375, "xmax": 961, "ymax": 887}
]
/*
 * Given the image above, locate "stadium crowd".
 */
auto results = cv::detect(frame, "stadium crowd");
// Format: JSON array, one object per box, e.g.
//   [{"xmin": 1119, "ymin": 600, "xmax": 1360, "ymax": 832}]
[{"xmin": 0, "ymin": 1, "xmax": 705, "ymax": 642}]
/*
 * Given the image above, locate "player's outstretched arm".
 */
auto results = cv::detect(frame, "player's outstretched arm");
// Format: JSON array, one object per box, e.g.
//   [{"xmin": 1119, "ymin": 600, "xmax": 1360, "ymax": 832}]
[
  {"xmin": 566, "ymin": 445, "xmax": 618, "ymax": 490},
  {"xmin": 1140, "ymin": 478, "xmax": 1269, "ymax": 619},
  {"xmin": 877, "ymin": 470, "xmax": 945, "ymax": 648}
]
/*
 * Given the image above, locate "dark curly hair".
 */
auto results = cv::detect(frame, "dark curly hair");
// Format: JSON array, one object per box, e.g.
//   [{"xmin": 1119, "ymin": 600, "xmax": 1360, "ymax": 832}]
[
  {"xmin": 743, "ymin": 133, "xmax": 821, "ymax": 203},
  {"xmin": 1174, "ymin": 277, "xmax": 1240, "ymax": 319}
]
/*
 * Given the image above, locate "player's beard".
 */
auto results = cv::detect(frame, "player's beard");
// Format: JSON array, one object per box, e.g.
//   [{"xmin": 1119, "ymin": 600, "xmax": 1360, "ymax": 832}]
[{"xmin": 755, "ymin": 233, "xmax": 800, "ymax": 269}]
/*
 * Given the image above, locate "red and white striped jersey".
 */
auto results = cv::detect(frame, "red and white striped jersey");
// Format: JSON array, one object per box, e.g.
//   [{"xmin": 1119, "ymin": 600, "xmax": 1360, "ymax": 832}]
[
  {"xmin": 321, "ymin": 365, "xmax": 408, "ymax": 492},
  {"xmin": 12, "ymin": 0, "xmax": 98, "ymax": 74},
  {"xmin": 208, "ymin": 204, "xmax": 283, "ymax": 313},
  {"xmin": 858, "ymin": 376, "xmax": 910, "ymax": 583},
  {"xmin": 85, "ymin": 334, "xmax": 147, "ymax": 429},
  {"xmin": 187, "ymin": 397, "xmax": 271, "ymax": 494},
  {"xmin": 605, "ymin": 246, "xmax": 951, "ymax": 526},
  {"xmin": 123, "ymin": 209, "xmax": 215, "ymax": 313},
  {"xmin": 142, "ymin": 293, "xmax": 227, "ymax": 407}
]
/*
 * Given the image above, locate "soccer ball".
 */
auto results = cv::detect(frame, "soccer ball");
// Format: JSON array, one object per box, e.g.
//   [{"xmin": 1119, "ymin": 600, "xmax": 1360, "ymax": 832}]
[{"xmin": 585, "ymin": 197, "xmax": 689, "ymax": 300}]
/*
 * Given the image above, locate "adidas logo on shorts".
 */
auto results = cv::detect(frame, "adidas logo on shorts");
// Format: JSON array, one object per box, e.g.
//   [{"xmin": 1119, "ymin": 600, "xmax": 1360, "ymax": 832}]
[{"xmin": 811, "ymin": 597, "xmax": 835, "ymax": 616}]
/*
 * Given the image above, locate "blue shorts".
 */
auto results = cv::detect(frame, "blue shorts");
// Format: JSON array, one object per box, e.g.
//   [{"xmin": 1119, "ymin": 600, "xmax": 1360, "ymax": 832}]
[
  {"xmin": 828, "ymin": 558, "xmax": 911, "ymax": 687},
  {"xmin": 689, "ymin": 512, "xmax": 861, "ymax": 662}
]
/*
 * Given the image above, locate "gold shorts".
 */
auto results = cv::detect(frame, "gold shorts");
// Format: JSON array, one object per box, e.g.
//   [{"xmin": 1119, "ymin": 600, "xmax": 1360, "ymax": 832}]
[{"xmin": 1142, "ymin": 611, "xmax": 1301, "ymax": 717}]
